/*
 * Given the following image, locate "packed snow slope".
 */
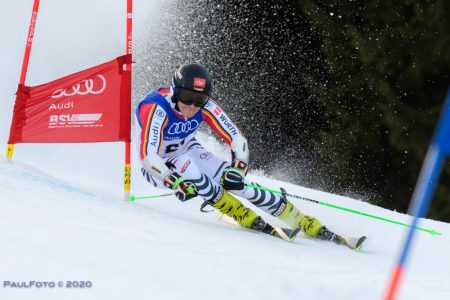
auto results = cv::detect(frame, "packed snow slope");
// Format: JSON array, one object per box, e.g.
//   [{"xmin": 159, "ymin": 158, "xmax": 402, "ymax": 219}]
[{"xmin": 1, "ymin": 155, "xmax": 450, "ymax": 300}]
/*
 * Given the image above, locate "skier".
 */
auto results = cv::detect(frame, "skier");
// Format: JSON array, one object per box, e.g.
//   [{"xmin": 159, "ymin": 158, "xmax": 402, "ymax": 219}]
[{"xmin": 135, "ymin": 63, "xmax": 344, "ymax": 243}]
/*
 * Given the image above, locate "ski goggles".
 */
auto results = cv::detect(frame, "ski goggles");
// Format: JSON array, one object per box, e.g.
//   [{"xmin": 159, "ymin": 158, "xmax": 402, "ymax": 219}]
[{"xmin": 176, "ymin": 88, "xmax": 209, "ymax": 107}]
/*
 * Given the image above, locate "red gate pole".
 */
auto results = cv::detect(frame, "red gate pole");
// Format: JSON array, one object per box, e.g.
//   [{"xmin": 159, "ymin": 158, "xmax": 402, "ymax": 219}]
[
  {"xmin": 123, "ymin": 0, "xmax": 133, "ymax": 200},
  {"xmin": 6, "ymin": 0, "xmax": 41, "ymax": 160}
]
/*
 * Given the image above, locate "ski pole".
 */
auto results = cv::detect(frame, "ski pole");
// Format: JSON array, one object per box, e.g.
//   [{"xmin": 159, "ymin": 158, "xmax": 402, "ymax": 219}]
[
  {"xmin": 129, "ymin": 192, "xmax": 175, "ymax": 202},
  {"xmin": 245, "ymin": 183, "xmax": 441, "ymax": 236}
]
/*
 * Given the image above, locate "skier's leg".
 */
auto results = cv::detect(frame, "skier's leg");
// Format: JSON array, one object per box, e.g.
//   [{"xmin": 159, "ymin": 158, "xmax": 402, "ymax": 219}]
[
  {"xmin": 193, "ymin": 147, "xmax": 339, "ymax": 239},
  {"xmin": 225, "ymin": 179, "xmax": 325, "ymax": 238},
  {"xmin": 233, "ymin": 180, "xmax": 362, "ymax": 246},
  {"xmin": 187, "ymin": 145, "xmax": 229, "ymax": 183},
  {"xmin": 187, "ymin": 146, "xmax": 325, "ymax": 236},
  {"xmin": 142, "ymin": 150, "xmax": 261, "ymax": 228},
  {"xmin": 177, "ymin": 154, "xmax": 271, "ymax": 228}
]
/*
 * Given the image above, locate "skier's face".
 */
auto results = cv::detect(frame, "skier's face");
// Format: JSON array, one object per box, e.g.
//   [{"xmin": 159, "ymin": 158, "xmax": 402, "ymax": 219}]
[{"xmin": 178, "ymin": 101, "xmax": 200, "ymax": 118}]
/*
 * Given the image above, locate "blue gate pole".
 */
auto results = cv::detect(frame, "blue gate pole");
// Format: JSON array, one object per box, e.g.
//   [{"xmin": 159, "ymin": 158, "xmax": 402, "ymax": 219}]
[{"xmin": 385, "ymin": 87, "xmax": 450, "ymax": 300}]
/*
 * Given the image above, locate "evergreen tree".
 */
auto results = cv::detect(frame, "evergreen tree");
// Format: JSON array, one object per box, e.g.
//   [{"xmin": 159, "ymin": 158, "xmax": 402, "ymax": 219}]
[{"xmin": 299, "ymin": 0, "xmax": 450, "ymax": 219}]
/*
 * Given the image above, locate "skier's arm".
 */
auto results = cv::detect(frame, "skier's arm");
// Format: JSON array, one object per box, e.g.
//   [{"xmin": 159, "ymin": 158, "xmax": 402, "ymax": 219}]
[
  {"xmin": 230, "ymin": 135, "xmax": 249, "ymax": 173},
  {"xmin": 201, "ymin": 99, "xmax": 249, "ymax": 170},
  {"xmin": 142, "ymin": 155, "xmax": 198, "ymax": 202},
  {"xmin": 202, "ymin": 100, "xmax": 249, "ymax": 191},
  {"xmin": 137, "ymin": 103, "xmax": 168, "ymax": 171},
  {"xmin": 137, "ymin": 103, "xmax": 197, "ymax": 201}
]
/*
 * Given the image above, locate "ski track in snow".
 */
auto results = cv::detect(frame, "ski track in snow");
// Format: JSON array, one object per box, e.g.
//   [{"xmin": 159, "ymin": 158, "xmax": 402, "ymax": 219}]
[{"xmin": 1, "ymin": 158, "xmax": 450, "ymax": 300}]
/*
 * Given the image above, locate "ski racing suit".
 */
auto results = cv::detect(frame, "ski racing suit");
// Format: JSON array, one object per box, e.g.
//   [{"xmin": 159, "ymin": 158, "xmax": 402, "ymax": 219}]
[
  {"xmin": 135, "ymin": 87, "xmax": 360, "ymax": 244},
  {"xmin": 135, "ymin": 87, "xmax": 287, "ymax": 216}
]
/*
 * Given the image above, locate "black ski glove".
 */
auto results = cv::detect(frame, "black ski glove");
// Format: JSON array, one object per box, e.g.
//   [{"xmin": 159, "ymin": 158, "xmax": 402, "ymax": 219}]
[
  {"xmin": 163, "ymin": 172, "xmax": 198, "ymax": 202},
  {"xmin": 221, "ymin": 160, "xmax": 248, "ymax": 191}
]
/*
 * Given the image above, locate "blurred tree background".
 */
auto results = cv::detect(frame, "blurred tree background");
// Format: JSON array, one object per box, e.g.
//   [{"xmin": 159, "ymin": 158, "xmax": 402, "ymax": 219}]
[
  {"xmin": 138, "ymin": 0, "xmax": 450, "ymax": 221},
  {"xmin": 298, "ymin": 0, "xmax": 450, "ymax": 220}
]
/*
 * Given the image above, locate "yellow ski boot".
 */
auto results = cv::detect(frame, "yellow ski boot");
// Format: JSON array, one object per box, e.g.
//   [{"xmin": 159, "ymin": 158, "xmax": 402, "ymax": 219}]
[
  {"xmin": 210, "ymin": 190, "xmax": 301, "ymax": 241},
  {"xmin": 210, "ymin": 190, "xmax": 258, "ymax": 227},
  {"xmin": 275, "ymin": 189, "xmax": 323, "ymax": 237},
  {"xmin": 275, "ymin": 189, "xmax": 367, "ymax": 250}
]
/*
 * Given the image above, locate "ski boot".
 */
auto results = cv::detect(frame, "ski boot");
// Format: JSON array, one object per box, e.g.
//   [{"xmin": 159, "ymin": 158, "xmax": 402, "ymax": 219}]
[
  {"xmin": 275, "ymin": 189, "xmax": 366, "ymax": 250},
  {"xmin": 317, "ymin": 226, "xmax": 367, "ymax": 251},
  {"xmin": 316, "ymin": 226, "xmax": 344, "ymax": 244},
  {"xmin": 210, "ymin": 190, "xmax": 300, "ymax": 241},
  {"xmin": 275, "ymin": 190, "xmax": 322, "ymax": 237},
  {"xmin": 251, "ymin": 216, "xmax": 301, "ymax": 241},
  {"xmin": 209, "ymin": 190, "xmax": 258, "ymax": 227}
]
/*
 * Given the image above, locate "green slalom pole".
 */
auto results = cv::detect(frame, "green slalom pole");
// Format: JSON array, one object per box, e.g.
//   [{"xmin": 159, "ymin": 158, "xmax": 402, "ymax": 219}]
[
  {"xmin": 129, "ymin": 192, "xmax": 175, "ymax": 202},
  {"xmin": 245, "ymin": 183, "xmax": 441, "ymax": 236}
]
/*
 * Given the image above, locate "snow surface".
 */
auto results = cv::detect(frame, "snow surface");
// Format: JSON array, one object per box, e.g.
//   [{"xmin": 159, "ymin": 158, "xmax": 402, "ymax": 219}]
[
  {"xmin": 1, "ymin": 158, "xmax": 450, "ymax": 300},
  {"xmin": 1, "ymin": 1, "xmax": 450, "ymax": 300}
]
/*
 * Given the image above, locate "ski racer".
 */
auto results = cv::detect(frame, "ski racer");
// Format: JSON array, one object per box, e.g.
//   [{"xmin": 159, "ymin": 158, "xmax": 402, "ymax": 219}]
[{"xmin": 135, "ymin": 63, "xmax": 341, "ymax": 242}]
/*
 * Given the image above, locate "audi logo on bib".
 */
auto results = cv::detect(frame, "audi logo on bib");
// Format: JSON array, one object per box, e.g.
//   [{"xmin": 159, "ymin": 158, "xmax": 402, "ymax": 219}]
[
  {"xmin": 168, "ymin": 120, "xmax": 199, "ymax": 135},
  {"xmin": 51, "ymin": 75, "xmax": 107, "ymax": 99}
]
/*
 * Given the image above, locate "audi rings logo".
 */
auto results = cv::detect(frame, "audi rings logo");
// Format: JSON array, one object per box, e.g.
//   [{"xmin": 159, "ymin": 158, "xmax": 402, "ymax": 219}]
[
  {"xmin": 168, "ymin": 120, "xmax": 199, "ymax": 135},
  {"xmin": 51, "ymin": 75, "xmax": 107, "ymax": 99}
]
